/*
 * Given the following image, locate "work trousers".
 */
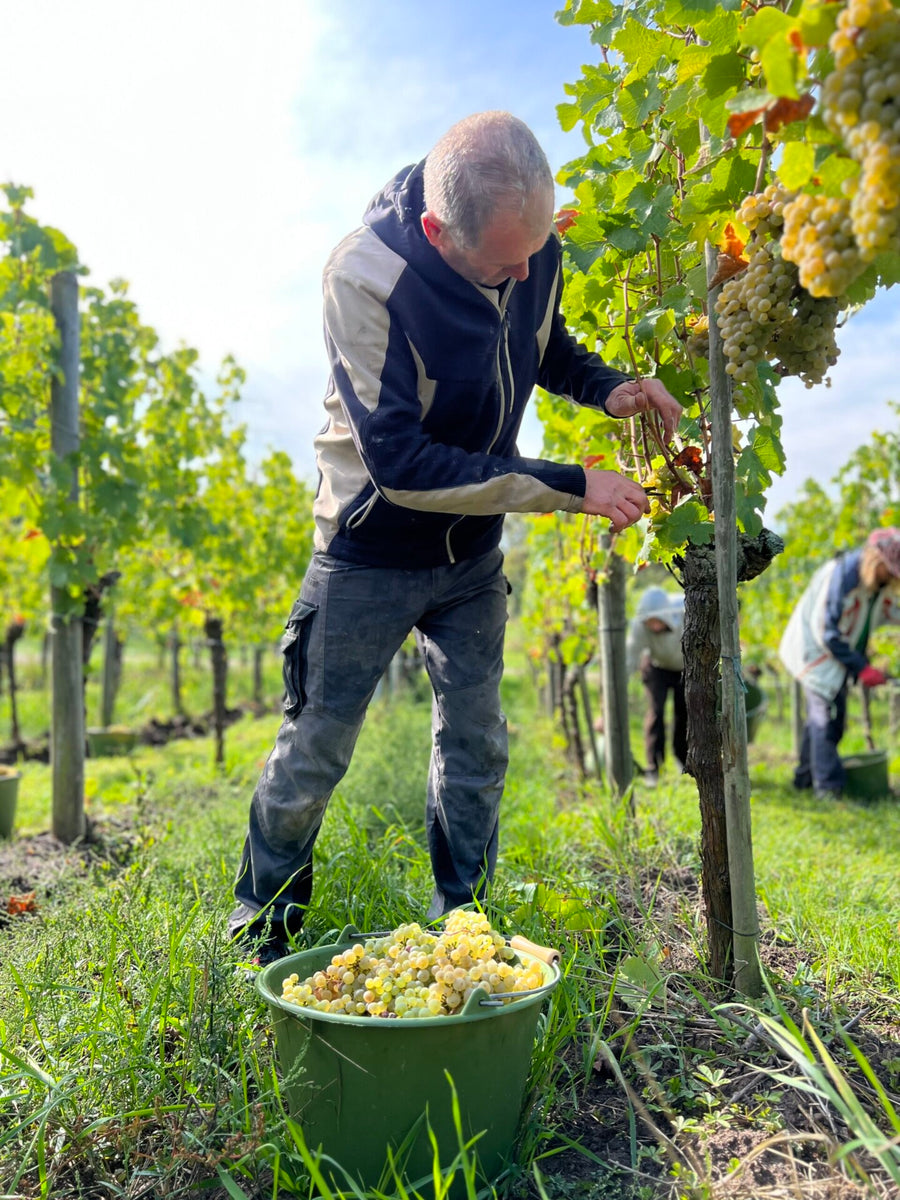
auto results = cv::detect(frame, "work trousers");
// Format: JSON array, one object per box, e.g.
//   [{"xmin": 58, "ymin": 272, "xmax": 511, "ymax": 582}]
[
  {"xmin": 794, "ymin": 682, "xmax": 847, "ymax": 795},
  {"xmin": 642, "ymin": 664, "xmax": 687, "ymax": 772},
  {"xmin": 229, "ymin": 548, "xmax": 509, "ymax": 937}
]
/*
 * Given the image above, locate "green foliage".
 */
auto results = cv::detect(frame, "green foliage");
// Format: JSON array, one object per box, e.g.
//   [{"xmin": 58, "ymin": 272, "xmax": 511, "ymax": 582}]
[
  {"xmin": 0, "ymin": 186, "xmax": 315, "ymax": 650},
  {"xmin": 521, "ymin": 0, "xmax": 900, "ymax": 672}
]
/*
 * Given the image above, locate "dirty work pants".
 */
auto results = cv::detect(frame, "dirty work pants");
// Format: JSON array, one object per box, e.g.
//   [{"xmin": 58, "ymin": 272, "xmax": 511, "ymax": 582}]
[
  {"xmin": 794, "ymin": 682, "xmax": 847, "ymax": 795},
  {"xmin": 229, "ymin": 549, "xmax": 509, "ymax": 937},
  {"xmin": 642, "ymin": 664, "xmax": 687, "ymax": 772}
]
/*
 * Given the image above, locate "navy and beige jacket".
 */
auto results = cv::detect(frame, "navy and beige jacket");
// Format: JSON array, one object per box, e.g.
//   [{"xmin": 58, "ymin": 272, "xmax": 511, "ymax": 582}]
[{"xmin": 312, "ymin": 159, "xmax": 629, "ymax": 568}]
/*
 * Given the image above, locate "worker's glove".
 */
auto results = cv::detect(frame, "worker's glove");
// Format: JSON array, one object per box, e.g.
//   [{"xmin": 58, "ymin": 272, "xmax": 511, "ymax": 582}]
[{"xmin": 858, "ymin": 665, "xmax": 888, "ymax": 688}]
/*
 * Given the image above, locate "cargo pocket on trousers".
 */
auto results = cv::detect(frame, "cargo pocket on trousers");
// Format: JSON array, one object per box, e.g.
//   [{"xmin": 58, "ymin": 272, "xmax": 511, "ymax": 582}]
[{"xmin": 280, "ymin": 599, "xmax": 317, "ymax": 718}]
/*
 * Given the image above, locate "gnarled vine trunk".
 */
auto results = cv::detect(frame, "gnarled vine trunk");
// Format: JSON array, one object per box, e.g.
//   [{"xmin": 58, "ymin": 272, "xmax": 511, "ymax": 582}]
[{"xmin": 680, "ymin": 529, "xmax": 783, "ymax": 987}]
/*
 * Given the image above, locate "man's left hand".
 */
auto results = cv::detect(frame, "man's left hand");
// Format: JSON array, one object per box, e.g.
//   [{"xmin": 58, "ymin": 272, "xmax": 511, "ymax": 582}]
[{"xmin": 606, "ymin": 379, "xmax": 682, "ymax": 443}]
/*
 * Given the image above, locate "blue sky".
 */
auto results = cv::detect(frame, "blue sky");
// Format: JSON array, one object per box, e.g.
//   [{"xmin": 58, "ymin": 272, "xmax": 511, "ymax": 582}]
[{"xmin": 2, "ymin": 0, "xmax": 897, "ymax": 520}]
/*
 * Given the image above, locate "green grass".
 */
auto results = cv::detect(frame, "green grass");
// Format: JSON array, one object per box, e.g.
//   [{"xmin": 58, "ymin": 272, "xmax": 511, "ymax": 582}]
[{"xmin": 1, "ymin": 656, "xmax": 899, "ymax": 1198}]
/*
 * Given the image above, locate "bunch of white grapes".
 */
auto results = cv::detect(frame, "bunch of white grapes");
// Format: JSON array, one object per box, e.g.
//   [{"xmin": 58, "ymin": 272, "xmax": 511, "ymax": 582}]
[
  {"xmin": 715, "ymin": 238, "xmax": 840, "ymax": 389},
  {"xmin": 281, "ymin": 908, "xmax": 545, "ymax": 1019},
  {"xmin": 737, "ymin": 181, "xmax": 795, "ymax": 237},
  {"xmin": 768, "ymin": 291, "xmax": 841, "ymax": 382},
  {"xmin": 715, "ymin": 241, "xmax": 796, "ymax": 385},
  {"xmin": 685, "ymin": 314, "xmax": 709, "ymax": 359},
  {"xmin": 821, "ymin": 0, "xmax": 900, "ymax": 260},
  {"xmin": 780, "ymin": 193, "xmax": 866, "ymax": 297}
]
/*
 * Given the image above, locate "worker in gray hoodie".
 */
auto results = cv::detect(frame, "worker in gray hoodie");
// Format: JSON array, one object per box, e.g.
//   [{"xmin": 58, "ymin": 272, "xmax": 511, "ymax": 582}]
[{"xmin": 627, "ymin": 586, "xmax": 686, "ymax": 784}]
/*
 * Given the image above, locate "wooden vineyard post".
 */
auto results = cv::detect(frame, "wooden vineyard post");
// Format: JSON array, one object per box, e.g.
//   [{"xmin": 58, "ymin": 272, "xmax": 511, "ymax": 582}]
[
  {"xmin": 171, "ymin": 626, "xmax": 184, "ymax": 716},
  {"xmin": 50, "ymin": 271, "xmax": 86, "ymax": 844},
  {"xmin": 597, "ymin": 538, "xmax": 633, "ymax": 801},
  {"xmin": 706, "ymin": 244, "xmax": 762, "ymax": 997},
  {"xmin": 100, "ymin": 603, "xmax": 122, "ymax": 728},
  {"xmin": 205, "ymin": 615, "xmax": 228, "ymax": 766}
]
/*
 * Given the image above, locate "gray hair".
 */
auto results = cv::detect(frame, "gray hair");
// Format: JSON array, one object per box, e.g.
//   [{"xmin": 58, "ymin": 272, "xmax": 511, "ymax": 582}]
[{"xmin": 423, "ymin": 111, "xmax": 554, "ymax": 250}]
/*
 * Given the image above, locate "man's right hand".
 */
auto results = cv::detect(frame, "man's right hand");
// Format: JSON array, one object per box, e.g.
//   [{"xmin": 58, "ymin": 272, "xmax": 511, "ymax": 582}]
[{"xmin": 582, "ymin": 469, "xmax": 650, "ymax": 532}]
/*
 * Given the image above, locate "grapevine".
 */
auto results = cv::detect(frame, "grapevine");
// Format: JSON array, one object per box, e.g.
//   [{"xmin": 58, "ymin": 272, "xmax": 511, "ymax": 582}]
[{"xmin": 280, "ymin": 909, "xmax": 545, "ymax": 1019}]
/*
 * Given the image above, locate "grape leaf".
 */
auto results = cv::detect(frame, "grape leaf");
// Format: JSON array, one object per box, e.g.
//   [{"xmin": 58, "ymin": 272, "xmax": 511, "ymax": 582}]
[{"xmin": 654, "ymin": 501, "xmax": 714, "ymax": 552}]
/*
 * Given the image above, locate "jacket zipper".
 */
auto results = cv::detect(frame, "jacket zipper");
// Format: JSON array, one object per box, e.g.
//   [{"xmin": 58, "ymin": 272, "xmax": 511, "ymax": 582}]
[
  {"xmin": 448, "ymin": 283, "xmax": 515, "ymax": 565},
  {"xmin": 487, "ymin": 285, "xmax": 515, "ymax": 454},
  {"xmin": 503, "ymin": 307, "xmax": 515, "ymax": 416}
]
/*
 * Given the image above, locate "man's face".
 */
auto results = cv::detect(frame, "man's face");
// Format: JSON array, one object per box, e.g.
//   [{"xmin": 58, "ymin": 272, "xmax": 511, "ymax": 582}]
[
  {"xmin": 423, "ymin": 192, "xmax": 554, "ymax": 287},
  {"xmin": 645, "ymin": 617, "xmax": 670, "ymax": 634}
]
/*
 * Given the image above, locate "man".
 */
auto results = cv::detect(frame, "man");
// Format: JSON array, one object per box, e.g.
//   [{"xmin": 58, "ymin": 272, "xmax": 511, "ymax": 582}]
[
  {"xmin": 229, "ymin": 111, "xmax": 682, "ymax": 961},
  {"xmin": 779, "ymin": 528, "xmax": 900, "ymax": 798},
  {"xmin": 625, "ymin": 586, "xmax": 686, "ymax": 785}
]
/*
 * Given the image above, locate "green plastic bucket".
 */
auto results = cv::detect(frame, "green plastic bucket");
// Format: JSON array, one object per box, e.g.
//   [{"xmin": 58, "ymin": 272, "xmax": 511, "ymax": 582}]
[
  {"xmin": 86, "ymin": 727, "xmax": 137, "ymax": 757},
  {"xmin": 256, "ymin": 928, "xmax": 560, "ymax": 1193},
  {"xmin": 0, "ymin": 768, "xmax": 19, "ymax": 839},
  {"xmin": 842, "ymin": 749, "xmax": 891, "ymax": 800}
]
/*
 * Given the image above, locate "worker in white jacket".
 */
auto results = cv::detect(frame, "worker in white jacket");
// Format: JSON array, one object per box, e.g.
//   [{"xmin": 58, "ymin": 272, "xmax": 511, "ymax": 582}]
[
  {"xmin": 626, "ymin": 586, "xmax": 686, "ymax": 784},
  {"xmin": 778, "ymin": 528, "xmax": 900, "ymax": 798}
]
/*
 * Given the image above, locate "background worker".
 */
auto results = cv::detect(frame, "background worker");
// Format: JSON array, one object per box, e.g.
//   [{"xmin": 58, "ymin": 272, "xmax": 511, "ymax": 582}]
[
  {"xmin": 626, "ymin": 586, "xmax": 686, "ymax": 785},
  {"xmin": 228, "ymin": 111, "xmax": 682, "ymax": 962},
  {"xmin": 779, "ymin": 528, "xmax": 900, "ymax": 799}
]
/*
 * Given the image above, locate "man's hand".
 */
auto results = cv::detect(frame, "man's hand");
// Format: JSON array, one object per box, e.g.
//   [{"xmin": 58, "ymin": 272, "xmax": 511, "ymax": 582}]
[
  {"xmin": 606, "ymin": 378, "xmax": 682, "ymax": 443},
  {"xmin": 582, "ymin": 469, "xmax": 650, "ymax": 532}
]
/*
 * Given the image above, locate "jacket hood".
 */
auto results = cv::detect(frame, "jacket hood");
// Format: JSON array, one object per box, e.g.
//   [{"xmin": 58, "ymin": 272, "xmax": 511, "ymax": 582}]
[
  {"xmin": 637, "ymin": 587, "xmax": 679, "ymax": 623},
  {"xmin": 361, "ymin": 161, "xmax": 497, "ymax": 301}
]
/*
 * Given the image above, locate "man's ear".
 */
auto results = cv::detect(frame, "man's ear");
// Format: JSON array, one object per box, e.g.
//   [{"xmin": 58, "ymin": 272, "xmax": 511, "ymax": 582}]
[{"xmin": 421, "ymin": 211, "xmax": 443, "ymax": 248}]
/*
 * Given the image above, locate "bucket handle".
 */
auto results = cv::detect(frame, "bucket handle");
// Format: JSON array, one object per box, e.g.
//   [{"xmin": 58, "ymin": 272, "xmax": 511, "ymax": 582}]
[
  {"xmin": 508, "ymin": 935, "xmax": 561, "ymax": 966},
  {"xmin": 460, "ymin": 972, "xmax": 559, "ymax": 1013}
]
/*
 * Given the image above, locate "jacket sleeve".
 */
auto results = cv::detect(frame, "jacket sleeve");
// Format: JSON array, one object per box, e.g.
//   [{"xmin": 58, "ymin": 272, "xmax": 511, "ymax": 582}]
[
  {"xmin": 822, "ymin": 556, "xmax": 868, "ymax": 678},
  {"xmin": 537, "ymin": 253, "xmax": 632, "ymax": 411},
  {"xmin": 323, "ymin": 259, "xmax": 588, "ymax": 516}
]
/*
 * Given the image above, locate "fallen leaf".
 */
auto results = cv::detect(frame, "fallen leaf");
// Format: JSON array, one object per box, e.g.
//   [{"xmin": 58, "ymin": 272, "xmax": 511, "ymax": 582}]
[{"xmin": 7, "ymin": 892, "xmax": 37, "ymax": 915}]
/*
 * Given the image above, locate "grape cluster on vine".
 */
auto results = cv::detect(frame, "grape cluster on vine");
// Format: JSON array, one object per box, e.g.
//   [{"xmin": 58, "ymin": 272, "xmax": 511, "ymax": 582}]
[
  {"xmin": 685, "ymin": 313, "xmax": 709, "ymax": 359},
  {"xmin": 737, "ymin": 182, "xmax": 794, "ymax": 237},
  {"xmin": 715, "ymin": 241, "xmax": 840, "ymax": 389},
  {"xmin": 780, "ymin": 193, "xmax": 866, "ymax": 297},
  {"xmin": 821, "ymin": 0, "xmax": 900, "ymax": 262},
  {"xmin": 280, "ymin": 908, "xmax": 545, "ymax": 1019}
]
